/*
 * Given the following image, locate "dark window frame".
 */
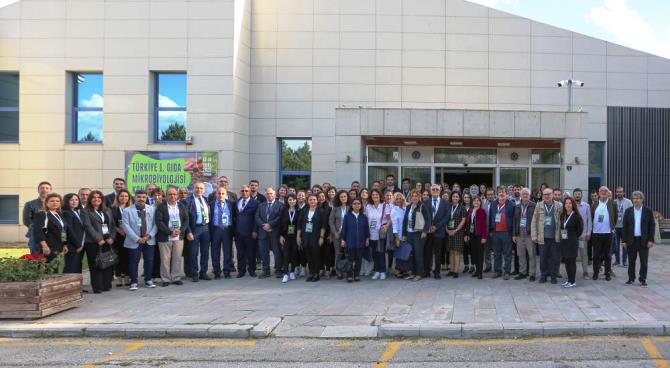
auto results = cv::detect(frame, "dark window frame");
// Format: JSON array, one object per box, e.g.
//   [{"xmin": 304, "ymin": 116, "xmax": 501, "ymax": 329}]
[
  {"xmin": 278, "ymin": 138, "xmax": 312, "ymax": 189},
  {"xmin": 154, "ymin": 72, "xmax": 187, "ymax": 144},
  {"xmin": 0, "ymin": 194, "xmax": 19, "ymax": 224},
  {"xmin": 0, "ymin": 72, "xmax": 19, "ymax": 143}
]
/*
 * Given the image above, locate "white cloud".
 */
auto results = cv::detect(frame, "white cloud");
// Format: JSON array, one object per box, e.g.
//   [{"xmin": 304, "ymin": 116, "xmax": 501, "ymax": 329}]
[
  {"xmin": 587, "ymin": 0, "xmax": 670, "ymax": 59},
  {"xmin": 158, "ymin": 94, "xmax": 179, "ymax": 108},
  {"xmin": 80, "ymin": 93, "xmax": 103, "ymax": 108},
  {"xmin": 157, "ymin": 95, "xmax": 186, "ymax": 121}
]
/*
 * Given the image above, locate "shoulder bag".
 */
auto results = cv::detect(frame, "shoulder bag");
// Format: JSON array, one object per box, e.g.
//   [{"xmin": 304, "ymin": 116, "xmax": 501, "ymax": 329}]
[{"xmin": 413, "ymin": 204, "xmax": 425, "ymax": 231}]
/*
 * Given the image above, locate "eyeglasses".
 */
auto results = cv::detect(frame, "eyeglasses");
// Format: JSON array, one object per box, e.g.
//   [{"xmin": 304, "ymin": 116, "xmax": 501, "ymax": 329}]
[
  {"xmin": 431, "ymin": 188, "xmax": 440, "ymax": 191},
  {"xmin": 241, "ymin": 190, "xmax": 250, "ymax": 192}
]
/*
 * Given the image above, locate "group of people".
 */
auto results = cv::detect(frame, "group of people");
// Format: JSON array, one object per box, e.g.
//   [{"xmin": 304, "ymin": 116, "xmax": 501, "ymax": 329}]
[{"xmin": 22, "ymin": 174, "xmax": 659, "ymax": 292}]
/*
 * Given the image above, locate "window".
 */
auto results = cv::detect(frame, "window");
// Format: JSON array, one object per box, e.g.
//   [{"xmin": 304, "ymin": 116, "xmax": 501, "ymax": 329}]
[
  {"xmin": 531, "ymin": 168, "xmax": 560, "ymax": 192},
  {"xmin": 368, "ymin": 147, "xmax": 399, "ymax": 163},
  {"xmin": 73, "ymin": 73, "xmax": 103, "ymax": 143},
  {"xmin": 531, "ymin": 149, "xmax": 560, "ymax": 165},
  {"xmin": 500, "ymin": 168, "xmax": 528, "ymax": 187},
  {"xmin": 368, "ymin": 166, "xmax": 398, "ymax": 187},
  {"xmin": 279, "ymin": 139, "xmax": 311, "ymax": 190},
  {"xmin": 589, "ymin": 142, "xmax": 605, "ymax": 193},
  {"xmin": 434, "ymin": 148, "xmax": 497, "ymax": 164},
  {"xmin": 0, "ymin": 73, "xmax": 19, "ymax": 143},
  {"xmin": 155, "ymin": 72, "xmax": 187, "ymax": 142},
  {"xmin": 0, "ymin": 195, "xmax": 18, "ymax": 224}
]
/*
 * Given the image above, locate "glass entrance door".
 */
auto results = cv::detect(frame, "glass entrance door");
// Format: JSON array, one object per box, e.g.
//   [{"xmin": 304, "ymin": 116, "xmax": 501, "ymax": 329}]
[
  {"xmin": 499, "ymin": 167, "xmax": 529, "ymax": 188},
  {"xmin": 434, "ymin": 167, "xmax": 495, "ymax": 188}
]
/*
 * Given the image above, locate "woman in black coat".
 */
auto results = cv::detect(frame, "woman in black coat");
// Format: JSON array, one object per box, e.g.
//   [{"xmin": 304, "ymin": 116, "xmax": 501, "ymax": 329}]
[
  {"xmin": 62, "ymin": 193, "xmax": 85, "ymax": 273},
  {"xmin": 297, "ymin": 194, "xmax": 326, "ymax": 282},
  {"xmin": 279, "ymin": 194, "xmax": 299, "ymax": 282},
  {"xmin": 81, "ymin": 190, "xmax": 117, "ymax": 294},
  {"xmin": 559, "ymin": 196, "xmax": 584, "ymax": 288},
  {"xmin": 33, "ymin": 193, "xmax": 69, "ymax": 263}
]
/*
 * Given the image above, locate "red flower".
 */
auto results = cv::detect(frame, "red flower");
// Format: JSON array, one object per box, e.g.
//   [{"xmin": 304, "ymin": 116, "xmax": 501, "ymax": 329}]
[{"xmin": 19, "ymin": 253, "xmax": 46, "ymax": 262}]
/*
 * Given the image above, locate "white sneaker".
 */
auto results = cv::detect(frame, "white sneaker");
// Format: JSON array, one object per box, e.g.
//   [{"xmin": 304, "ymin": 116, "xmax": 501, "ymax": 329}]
[
  {"xmin": 564, "ymin": 283, "xmax": 576, "ymax": 288},
  {"xmin": 380, "ymin": 272, "xmax": 386, "ymax": 280},
  {"xmin": 146, "ymin": 281, "xmax": 156, "ymax": 288},
  {"xmin": 299, "ymin": 268, "xmax": 306, "ymax": 277},
  {"xmin": 129, "ymin": 283, "xmax": 138, "ymax": 291},
  {"xmin": 562, "ymin": 281, "xmax": 570, "ymax": 286},
  {"xmin": 289, "ymin": 272, "xmax": 296, "ymax": 280},
  {"xmin": 372, "ymin": 272, "xmax": 380, "ymax": 280},
  {"xmin": 282, "ymin": 274, "xmax": 289, "ymax": 283}
]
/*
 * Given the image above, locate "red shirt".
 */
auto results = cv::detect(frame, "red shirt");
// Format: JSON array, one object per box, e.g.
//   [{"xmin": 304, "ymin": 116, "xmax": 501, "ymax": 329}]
[{"xmin": 495, "ymin": 203, "xmax": 508, "ymax": 232}]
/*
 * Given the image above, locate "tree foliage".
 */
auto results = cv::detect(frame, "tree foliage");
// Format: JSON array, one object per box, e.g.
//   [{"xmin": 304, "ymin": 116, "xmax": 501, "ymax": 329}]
[
  {"xmin": 160, "ymin": 122, "xmax": 187, "ymax": 141},
  {"xmin": 79, "ymin": 131, "xmax": 99, "ymax": 142},
  {"xmin": 281, "ymin": 140, "xmax": 311, "ymax": 171}
]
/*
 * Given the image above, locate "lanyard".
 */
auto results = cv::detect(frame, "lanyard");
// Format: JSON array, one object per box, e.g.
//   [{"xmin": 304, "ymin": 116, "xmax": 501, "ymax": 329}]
[
  {"xmin": 470, "ymin": 210, "xmax": 476, "ymax": 224},
  {"xmin": 544, "ymin": 203, "xmax": 553, "ymax": 215},
  {"xmin": 289, "ymin": 209, "xmax": 296, "ymax": 223},
  {"xmin": 308, "ymin": 209, "xmax": 315, "ymax": 222},
  {"xmin": 497, "ymin": 202, "xmax": 505, "ymax": 211},
  {"xmin": 433, "ymin": 199, "xmax": 438, "ymax": 210},
  {"xmin": 521, "ymin": 204, "xmax": 528, "ymax": 217},
  {"xmin": 50, "ymin": 211, "xmax": 64, "ymax": 228},
  {"xmin": 563, "ymin": 212, "xmax": 573, "ymax": 228},
  {"xmin": 341, "ymin": 206, "xmax": 346, "ymax": 219},
  {"xmin": 73, "ymin": 209, "xmax": 81, "ymax": 223},
  {"xmin": 96, "ymin": 210, "xmax": 105, "ymax": 223},
  {"xmin": 450, "ymin": 204, "xmax": 459, "ymax": 218}
]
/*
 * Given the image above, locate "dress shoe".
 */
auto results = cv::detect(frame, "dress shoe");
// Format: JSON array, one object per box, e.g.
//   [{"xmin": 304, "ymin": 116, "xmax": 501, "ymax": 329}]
[
  {"xmin": 249, "ymin": 272, "xmax": 257, "ymax": 277},
  {"xmin": 161, "ymin": 282, "xmax": 170, "ymax": 287},
  {"xmin": 453, "ymin": 273, "xmax": 459, "ymax": 279},
  {"xmin": 492, "ymin": 272, "xmax": 502, "ymax": 279},
  {"xmin": 550, "ymin": 278, "xmax": 557, "ymax": 284},
  {"xmin": 592, "ymin": 275, "xmax": 598, "ymax": 280},
  {"xmin": 236, "ymin": 273, "xmax": 245, "ymax": 278},
  {"xmin": 191, "ymin": 277, "xmax": 199, "ymax": 282},
  {"xmin": 539, "ymin": 277, "xmax": 547, "ymax": 284},
  {"xmin": 605, "ymin": 275, "xmax": 611, "ymax": 281},
  {"xmin": 173, "ymin": 280, "xmax": 183, "ymax": 285},
  {"xmin": 224, "ymin": 274, "xmax": 231, "ymax": 279},
  {"xmin": 434, "ymin": 273, "xmax": 441, "ymax": 280},
  {"xmin": 625, "ymin": 280, "xmax": 634, "ymax": 285},
  {"xmin": 529, "ymin": 276, "xmax": 536, "ymax": 282},
  {"xmin": 514, "ymin": 273, "xmax": 527, "ymax": 280},
  {"xmin": 199, "ymin": 274, "xmax": 211, "ymax": 281},
  {"xmin": 214, "ymin": 274, "xmax": 221, "ymax": 280},
  {"xmin": 641, "ymin": 281, "xmax": 648, "ymax": 288}
]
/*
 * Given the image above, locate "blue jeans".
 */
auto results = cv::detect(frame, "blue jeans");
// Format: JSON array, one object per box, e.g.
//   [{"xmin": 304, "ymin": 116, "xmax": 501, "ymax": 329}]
[
  {"xmin": 210, "ymin": 226, "xmax": 233, "ymax": 276},
  {"xmin": 612, "ymin": 228, "xmax": 628, "ymax": 265},
  {"xmin": 129, "ymin": 244, "xmax": 154, "ymax": 284},
  {"xmin": 492, "ymin": 231, "xmax": 512, "ymax": 274},
  {"xmin": 408, "ymin": 232, "xmax": 425, "ymax": 276},
  {"xmin": 258, "ymin": 232, "xmax": 281, "ymax": 275},
  {"xmin": 539, "ymin": 238, "xmax": 559, "ymax": 279},
  {"xmin": 189, "ymin": 225, "xmax": 210, "ymax": 277}
]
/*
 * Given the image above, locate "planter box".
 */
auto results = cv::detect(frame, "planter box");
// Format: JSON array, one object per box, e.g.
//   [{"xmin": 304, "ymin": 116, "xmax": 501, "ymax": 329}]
[{"xmin": 0, "ymin": 274, "xmax": 83, "ymax": 319}]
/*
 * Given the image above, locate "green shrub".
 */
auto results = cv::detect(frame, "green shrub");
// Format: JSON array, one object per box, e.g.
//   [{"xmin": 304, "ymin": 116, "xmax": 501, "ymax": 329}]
[{"xmin": 0, "ymin": 253, "xmax": 63, "ymax": 282}]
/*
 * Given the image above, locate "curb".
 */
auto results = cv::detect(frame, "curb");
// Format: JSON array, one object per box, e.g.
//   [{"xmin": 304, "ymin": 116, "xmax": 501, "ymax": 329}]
[{"xmin": 0, "ymin": 321, "xmax": 668, "ymax": 339}]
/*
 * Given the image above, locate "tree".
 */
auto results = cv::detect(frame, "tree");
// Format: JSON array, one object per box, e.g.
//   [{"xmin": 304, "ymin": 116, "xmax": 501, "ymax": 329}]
[
  {"xmin": 160, "ymin": 122, "xmax": 186, "ymax": 141},
  {"xmin": 281, "ymin": 141, "xmax": 311, "ymax": 171},
  {"xmin": 79, "ymin": 131, "xmax": 98, "ymax": 142}
]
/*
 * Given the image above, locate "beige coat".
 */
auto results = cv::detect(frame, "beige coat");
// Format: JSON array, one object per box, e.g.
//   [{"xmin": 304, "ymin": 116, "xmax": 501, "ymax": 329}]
[{"xmin": 530, "ymin": 200, "xmax": 562, "ymax": 244}]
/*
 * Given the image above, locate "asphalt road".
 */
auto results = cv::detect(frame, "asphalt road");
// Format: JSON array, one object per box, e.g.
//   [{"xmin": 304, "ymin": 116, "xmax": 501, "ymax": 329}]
[{"xmin": 0, "ymin": 336, "xmax": 668, "ymax": 367}]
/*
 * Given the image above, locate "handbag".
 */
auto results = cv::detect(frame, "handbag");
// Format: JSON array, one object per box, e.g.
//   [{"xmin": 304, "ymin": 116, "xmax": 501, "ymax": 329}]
[
  {"xmin": 336, "ymin": 250, "xmax": 352, "ymax": 274},
  {"xmin": 394, "ymin": 241, "xmax": 412, "ymax": 261},
  {"xmin": 413, "ymin": 204, "xmax": 425, "ymax": 231},
  {"xmin": 95, "ymin": 248, "xmax": 118, "ymax": 270},
  {"xmin": 379, "ymin": 204, "xmax": 389, "ymax": 240}
]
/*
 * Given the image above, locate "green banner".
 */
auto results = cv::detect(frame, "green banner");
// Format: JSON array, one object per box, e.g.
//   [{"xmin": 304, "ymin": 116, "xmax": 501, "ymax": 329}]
[{"xmin": 125, "ymin": 151, "xmax": 218, "ymax": 195}]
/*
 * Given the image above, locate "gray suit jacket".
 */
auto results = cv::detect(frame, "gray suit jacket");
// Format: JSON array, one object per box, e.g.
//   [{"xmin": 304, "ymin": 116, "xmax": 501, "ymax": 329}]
[
  {"xmin": 121, "ymin": 205, "xmax": 158, "ymax": 248},
  {"xmin": 22, "ymin": 198, "xmax": 43, "ymax": 236},
  {"xmin": 81, "ymin": 207, "xmax": 116, "ymax": 244},
  {"xmin": 255, "ymin": 200, "xmax": 283, "ymax": 239},
  {"xmin": 329, "ymin": 205, "xmax": 348, "ymax": 241}
]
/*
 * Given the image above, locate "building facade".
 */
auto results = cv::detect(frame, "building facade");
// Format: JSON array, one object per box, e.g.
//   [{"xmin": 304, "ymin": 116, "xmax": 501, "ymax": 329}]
[{"xmin": 0, "ymin": 0, "xmax": 669, "ymax": 241}]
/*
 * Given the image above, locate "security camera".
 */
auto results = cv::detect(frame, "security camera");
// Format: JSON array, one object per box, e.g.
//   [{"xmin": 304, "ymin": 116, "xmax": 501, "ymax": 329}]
[
  {"xmin": 557, "ymin": 80, "xmax": 566, "ymax": 87},
  {"xmin": 574, "ymin": 80, "xmax": 584, "ymax": 87}
]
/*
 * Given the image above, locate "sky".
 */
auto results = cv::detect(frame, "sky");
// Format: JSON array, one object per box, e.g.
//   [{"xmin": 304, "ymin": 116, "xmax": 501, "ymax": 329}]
[{"xmin": 469, "ymin": 0, "xmax": 670, "ymax": 59}]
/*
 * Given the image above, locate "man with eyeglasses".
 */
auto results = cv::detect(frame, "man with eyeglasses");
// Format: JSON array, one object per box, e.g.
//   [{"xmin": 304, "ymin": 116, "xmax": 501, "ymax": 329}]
[
  {"xmin": 426, "ymin": 184, "xmax": 448, "ymax": 279},
  {"xmin": 591, "ymin": 186, "xmax": 617, "ymax": 281},
  {"xmin": 209, "ymin": 187, "xmax": 235, "ymax": 279},
  {"xmin": 488, "ymin": 186, "xmax": 515, "ymax": 280},
  {"xmin": 184, "ymin": 181, "xmax": 211, "ymax": 282},
  {"xmin": 233, "ymin": 185, "xmax": 259, "ymax": 278},
  {"xmin": 255, "ymin": 187, "xmax": 283, "ymax": 278},
  {"xmin": 208, "ymin": 176, "xmax": 237, "ymax": 202},
  {"xmin": 531, "ymin": 188, "xmax": 562, "ymax": 284}
]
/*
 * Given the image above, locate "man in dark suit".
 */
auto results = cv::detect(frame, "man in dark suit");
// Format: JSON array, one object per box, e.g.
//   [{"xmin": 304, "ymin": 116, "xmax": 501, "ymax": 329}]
[
  {"xmin": 255, "ymin": 187, "xmax": 283, "ymax": 278},
  {"xmin": 105, "ymin": 178, "xmax": 126, "ymax": 207},
  {"xmin": 183, "ymin": 181, "xmax": 211, "ymax": 282},
  {"xmin": 209, "ymin": 186, "xmax": 235, "ymax": 279},
  {"xmin": 22, "ymin": 181, "xmax": 52, "ymax": 254},
  {"xmin": 249, "ymin": 179, "xmax": 266, "ymax": 203},
  {"xmin": 426, "ymin": 184, "xmax": 448, "ymax": 279},
  {"xmin": 489, "ymin": 185, "xmax": 516, "ymax": 280},
  {"xmin": 234, "ymin": 185, "xmax": 258, "ymax": 277},
  {"xmin": 207, "ymin": 176, "xmax": 238, "ymax": 203},
  {"xmin": 622, "ymin": 191, "xmax": 655, "ymax": 287}
]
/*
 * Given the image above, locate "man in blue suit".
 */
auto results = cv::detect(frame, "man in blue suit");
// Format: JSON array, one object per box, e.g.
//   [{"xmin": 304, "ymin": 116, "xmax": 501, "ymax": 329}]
[
  {"xmin": 209, "ymin": 186, "xmax": 235, "ymax": 279},
  {"xmin": 255, "ymin": 187, "xmax": 283, "ymax": 278},
  {"xmin": 234, "ymin": 185, "xmax": 258, "ymax": 278},
  {"xmin": 184, "ymin": 181, "xmax": 211, "ymax": 282},
  {"xmin": 489, "ymin": 185, "xmax": 516, "ymax": 280},
  {"xmin": 426, "ymin": 184, "xmax": 449, "ymax": 279}
]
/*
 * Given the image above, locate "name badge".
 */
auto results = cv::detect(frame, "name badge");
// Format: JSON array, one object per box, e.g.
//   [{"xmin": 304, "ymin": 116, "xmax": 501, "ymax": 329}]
[
  {"xmin": 137, "ymin": 218, "xmax": 142, "ymax": 227},
  {"xmin": 222, "ymin": 214, "xmax": 229, "ymax": 226},
  {"xmin": 448, "ymin": 219, "xmax": 455, "ymax": 229},
  {"xmin": 561, "ymin": 229, "xmax": 568, "ymax": 240},
  {"xmin": 408, "ymin": 220, "xmax": 414, "ymax": 229},
  {"xmin": 495, "ymin": 213, "xmax": 502, "ymax": 223},
  {"xmin": 101, "ymin": 224, "xmax": 109, "ymax": 235},
  {"xmin": 544, "ymin": 217, "xmax": 552, "ymax": 226},
  {"xmin": 287, "ymin": 225, "xmax": 296, "ymax": 235},
  {"xmin": 170, "ymin": 220, "xmax": 180, "ymax": 229},
  {"xmin": 598, "ymin": 214, "xmax": 604, "ymax": 223},
  {"xmin": 469, "ymin": 223, "xmax": 475, "ymax": 233},
  {"xmin": 203, "ymin": 212, "xmax": 209, "ymax": 223},
  {"xmin": 369, "ymin": 220, "xmax": 377, "ymax": 229},
  {"xmin": 305, "ymin": 222, "xmax": 313, "ymax": 233},
  {"xmin": 520, "ymin": 218, "xmax": 527, "ymax": 228},
  {"xmin": 60, "ymin": 230, "xmax": 67, "ymax": 243}
]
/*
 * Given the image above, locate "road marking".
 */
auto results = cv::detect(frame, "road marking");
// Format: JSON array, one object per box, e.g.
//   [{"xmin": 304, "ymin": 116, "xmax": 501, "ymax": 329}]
[
  {"xmin": 641, "ymin": 338, "xmax": 670, "ymax": 368},
  {"xmin": 372, "ymin": 341, "xmax": 402, "ymax": 368},
  {"xmin": 81, "ymin": 342, "xmax": 144, "ymax": 368}
]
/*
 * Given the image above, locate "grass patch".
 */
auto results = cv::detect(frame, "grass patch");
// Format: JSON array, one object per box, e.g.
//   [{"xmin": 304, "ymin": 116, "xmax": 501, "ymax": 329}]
[{"xmin": 0, "ymin": 248, "xmax": 29, "ymax": 259}]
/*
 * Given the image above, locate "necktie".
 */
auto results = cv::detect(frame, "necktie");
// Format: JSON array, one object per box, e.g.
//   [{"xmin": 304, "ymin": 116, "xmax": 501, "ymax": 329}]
[
  {"xmin": 198, "ymin": 197, "xmax": 207, "ymax": 223},
  {"xmin": 433, "ymin": 199, "xmax": 437, "ymax": 210},
  {"xmin": 242, "ymin": 199, "xmax": 246, "ymax": 210},
  {"xmin": 267, "ymin": 202, "xmax": 272, "ymax": 221}
]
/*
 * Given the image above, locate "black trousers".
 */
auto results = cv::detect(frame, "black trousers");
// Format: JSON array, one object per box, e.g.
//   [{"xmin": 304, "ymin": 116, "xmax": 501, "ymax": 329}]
[
  {"xmin": 84, "ymin": 242, "xmax": 114, "ymax": 292},
  {"xmin": 282, "ymin": 235, "xmax": 298, "ymax": 274},
  {"xmin": 235, "ymin": 234, "xmax": 257, "ymax": 276},
  {"xmin": 592, "ymin": 233, "xmax": 612, "ymax": 277},
  {"xmin": 424, "ymin": 235, "xmax": 434, "ymax": 276},
  {"xmin": 183, "ymin": 238, "xmax": 191, "ymax": 276},
  {"xmin": 431, "ymin": 236, "xmax": 445, "ymax": 275},
  {"xmin": 347, "ymin": 247, "xmax": 363, "ymax": 278},
  {"xmin": 372, "ymin": 243, "xmax": 386, "ymax": 273},
  {"xmin": 470, "ymin": 235, "xmax": 483, "ymax": 277},
  {"xmin": 627, "ymin": 237, "xmax": 649, "ymax": 282},
  {"xmin": 587, "ymin": 237, "xmax": 593, "ymax": 261},
  {"xmin": 320, "ymin": 238, "xmax": 333, "ymax": 270},
  {"xmin": 306, "ymin": 242, "xmax": 321, "ymax": 276},
  {"xmin": 564, "ymin": 257, "xmax": 577, "ymax": 284}
]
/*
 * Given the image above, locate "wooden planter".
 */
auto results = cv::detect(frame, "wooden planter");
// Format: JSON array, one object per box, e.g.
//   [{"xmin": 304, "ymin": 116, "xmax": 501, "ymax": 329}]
[{"xmin": 0, "ymin": 274, "xmax": 83, "ymax": 319}]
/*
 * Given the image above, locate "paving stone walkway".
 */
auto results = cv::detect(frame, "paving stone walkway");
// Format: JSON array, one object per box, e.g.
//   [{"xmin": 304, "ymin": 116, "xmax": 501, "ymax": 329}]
[{"xmin": 2, "ymin": 244, "xmax": 670, "ymax": 338}]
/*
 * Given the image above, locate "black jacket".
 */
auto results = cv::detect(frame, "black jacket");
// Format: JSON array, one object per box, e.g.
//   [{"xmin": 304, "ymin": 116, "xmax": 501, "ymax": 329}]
[
  {"xmin": 63, "ymin": 209, "xmax": 86, "ymax": 250},
  {"xmin": 32, "ymin": 211, "xmax": 70, "ymax": 259},
  {"xmin": 154, "ymin": 201, "xmax": 190, "ymax": 242},
  {"xmin": 559, "ymin": 211, "xmax": 584, "ymax": 259},
  {"xmin": 622, "ymin": 206, "xmax": 655, "ymax": 246},
  {"xmin": 297, "ymin": 207, "xmax": 326, "ymax": 246}
]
